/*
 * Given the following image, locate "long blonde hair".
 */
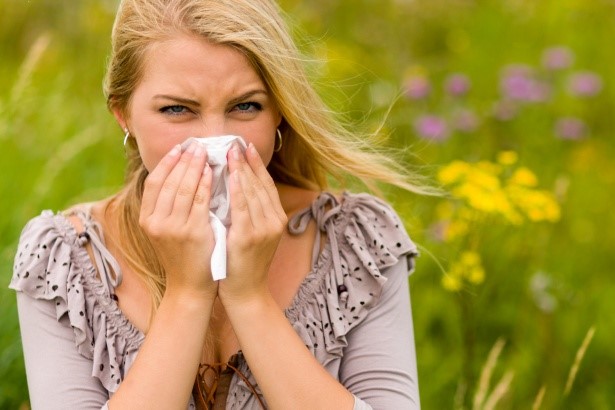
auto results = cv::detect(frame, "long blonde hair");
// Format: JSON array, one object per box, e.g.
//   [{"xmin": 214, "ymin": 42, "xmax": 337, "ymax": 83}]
[{"xmin": 104, "ymin": 0, "xmax": 431, "ymax": 315}]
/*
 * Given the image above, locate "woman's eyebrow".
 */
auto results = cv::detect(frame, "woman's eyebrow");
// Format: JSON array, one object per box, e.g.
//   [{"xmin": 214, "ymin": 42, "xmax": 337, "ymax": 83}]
[
  {"xmin": 153, "ymin": 90, "xmax": 268, "ymax": 107},
  {"xmin": 228, "ymin": 90, "xmax": 268, "ymax": 106},
  {"xmin": 153, "ymin": 94, "xmax": 200, "ymax": 106}
]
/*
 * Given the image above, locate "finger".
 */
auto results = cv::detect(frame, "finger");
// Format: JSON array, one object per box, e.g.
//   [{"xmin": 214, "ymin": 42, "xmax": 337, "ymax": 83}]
[
  {"xmin": 141, "ymin": 144, "xmax": 182, "ymax": 217},
  {"xmin": 188, "ymin": 162, "xmax": 213, "ymax": 224},
  {"xmin": 239, "ymin": 148, "xmax": 272, "ymax": 222},
  {"xmin": 172, "ymin": 144, "xmax": 208, "ymax": 217},
  {"xmin": 152, "ymin": 142, "xmax": 198, "ymax": 217},
  {"xmin": 229, "ymin": 169, "xmax": 253, "ymax": 231},
  {"xmin": 230, "ymin": 144, "xmax": 267, "ymax": 225},
  {"xmin": 245, "ymin": 143, "xmax": 287, "ymax": 222}
]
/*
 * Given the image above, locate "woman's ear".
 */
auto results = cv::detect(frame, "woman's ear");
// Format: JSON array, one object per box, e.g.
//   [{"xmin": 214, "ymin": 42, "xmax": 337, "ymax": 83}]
[
  {"xmin": 276, "ymin": 113, "xmax": 284, "ymax": 129},
  {"xmin": 112, "ymin": 107, "xmax": 128, "ymax": 131}
]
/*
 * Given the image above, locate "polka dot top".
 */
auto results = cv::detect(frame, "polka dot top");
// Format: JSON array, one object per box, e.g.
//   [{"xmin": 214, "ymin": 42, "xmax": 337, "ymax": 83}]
[{"xmin": 10, "ymin": 191, "xmax": 420, "ymax": 409}]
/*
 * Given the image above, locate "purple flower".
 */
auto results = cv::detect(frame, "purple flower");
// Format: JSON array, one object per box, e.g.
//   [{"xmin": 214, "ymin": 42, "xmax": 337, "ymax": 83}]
[
  {"xmin": 554, "ymin": 117, "xmax": 587, "ymax": 140},
  {"xmin": 567, "ymin": 71, "xmax": 603, "ymax": 97},
  {"xmin": 542, "ymin": 46, "xmax": 574, "ymax": 71},
  {"xmin": 414, "ymin": 115, "xmax": 449, "ymax": 141},
  {"xmin": 500, "ymin": 65, "xmax": 550, "ymax": 102},
  {"xmin": 403, "ymin": 76, "xmax": 431, "ymax": 100},
  {"xmin": 445, "ymin": 73, "xmax": 471, "ymax": 97},
  {"xmin": 452, "ymin": 109, "xmax": 479, "ymax": 133}
]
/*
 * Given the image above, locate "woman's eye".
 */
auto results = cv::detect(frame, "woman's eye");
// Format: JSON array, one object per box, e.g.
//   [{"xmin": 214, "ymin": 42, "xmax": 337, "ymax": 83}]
[
  {"xmin": 160, "ymin": 105, "xmax": 188, "ymax": 115},
  {"xmin": 233, "ymin": 102, "xmax": 262, "ymax": 113}
]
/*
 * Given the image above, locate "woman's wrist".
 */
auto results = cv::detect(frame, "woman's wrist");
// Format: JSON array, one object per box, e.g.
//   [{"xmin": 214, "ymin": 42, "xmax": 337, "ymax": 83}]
[
  {"xmin": 219, "ymin": 286, "xmax": 274, "ymax": 316},
  {"xmin": 162, "ymin": 285, "xmax": 218, "ymax": 312}
]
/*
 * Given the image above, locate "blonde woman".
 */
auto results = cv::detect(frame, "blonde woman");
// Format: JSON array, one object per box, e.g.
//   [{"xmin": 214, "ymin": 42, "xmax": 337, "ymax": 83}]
[{"xmin": 11, "ymin": 0, "xmax": 422, "ymax": 408}]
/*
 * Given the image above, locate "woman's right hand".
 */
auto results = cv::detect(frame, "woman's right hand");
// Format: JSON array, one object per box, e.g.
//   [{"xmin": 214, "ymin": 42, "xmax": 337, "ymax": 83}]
[{"xmin": 138, "ymin": 142, "xmax": 218, "ymax": 299}]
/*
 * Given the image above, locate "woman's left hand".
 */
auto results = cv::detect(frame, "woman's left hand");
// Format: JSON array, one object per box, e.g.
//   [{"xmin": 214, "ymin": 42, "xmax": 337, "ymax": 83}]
[{"xmin": 219, "ymin": 142, "xmax": 287, "ymax": 306}]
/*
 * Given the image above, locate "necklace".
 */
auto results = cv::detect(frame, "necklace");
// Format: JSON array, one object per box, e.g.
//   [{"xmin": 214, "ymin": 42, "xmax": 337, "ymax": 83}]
[{"xmin": 193, "ymin": 355, "xmax": 266, "ymax": 409}]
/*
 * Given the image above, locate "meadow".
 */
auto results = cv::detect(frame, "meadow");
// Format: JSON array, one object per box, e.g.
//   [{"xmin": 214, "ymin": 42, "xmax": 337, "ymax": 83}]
[{"xmin": 1, "ymin": 0, "xmax": 613, "ymax": 408}]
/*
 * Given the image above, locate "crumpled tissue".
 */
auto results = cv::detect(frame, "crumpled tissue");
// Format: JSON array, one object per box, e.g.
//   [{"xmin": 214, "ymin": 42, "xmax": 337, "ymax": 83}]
[{"xmin": 181, "ymin": 135, "xmax": 247, "ymax": 280}]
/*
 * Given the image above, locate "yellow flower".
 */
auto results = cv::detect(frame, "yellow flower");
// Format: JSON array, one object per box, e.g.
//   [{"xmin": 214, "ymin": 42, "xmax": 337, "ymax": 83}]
[
  {"xmin": 509, "ymin": 167, "xmax": 538, "ymax": 187},
  {"xmin": 507, "ymin": 186, "xmax": 561, "ymax": 222},
  {"xmin": 468, "ymin": 266, "xmax": 485, "ymax": 284},
  {"xmin": 476, "ymin": 160, "xmax": 502, "ymax": 177},
  {"xmin": 497, "ymin": 150, "xmax": 519, "ymax": 165},
  {"xmin": 438, "ymin": 161, "xmax": 469, "ymax": 185},
  {"xmin": 442, "ymin": 273, "xmax": 463, "ymax": 292},
  {"xmin": 442, "ymin": 251, "xmax": 486, "ymax": 291},
  {"xmin": 460, "ymin": 251, "xmax": 480, "ymax": 266}
]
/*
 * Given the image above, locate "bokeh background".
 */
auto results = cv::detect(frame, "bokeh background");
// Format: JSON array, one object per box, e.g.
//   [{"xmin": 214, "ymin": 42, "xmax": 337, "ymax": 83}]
[{"xmin": 1, "ymin": 0, "xmax": 613, "ymax": 408}]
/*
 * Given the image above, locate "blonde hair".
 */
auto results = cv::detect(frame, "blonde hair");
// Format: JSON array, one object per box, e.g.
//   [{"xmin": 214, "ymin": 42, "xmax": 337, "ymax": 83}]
[{"xmin": 104, "ymin": 0, "xmax": 431, "ymax": 317}]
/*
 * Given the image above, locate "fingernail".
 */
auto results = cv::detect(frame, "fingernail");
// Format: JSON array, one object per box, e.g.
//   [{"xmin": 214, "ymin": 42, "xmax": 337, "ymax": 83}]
[
  {"xmin": 169, "ymin": 144, "xmax": 181, "ymax": 156},
  {"xmin": 194, "ymin": 144, "xmax": 204, "ymax": 157},
  {"xmin": 203, "ymin": 163, "xmax": 211, "ymax": 175},
  {"xmin": 232, "ymin": 145, "xmax": 240, "ymax": 161},
  {"xmin": 248, "ymin": 143, "xmax": 257, "ymax": 156},
  {"xmin": 187, "ymin": 142, "xmax": 197, "ymax": 154}
]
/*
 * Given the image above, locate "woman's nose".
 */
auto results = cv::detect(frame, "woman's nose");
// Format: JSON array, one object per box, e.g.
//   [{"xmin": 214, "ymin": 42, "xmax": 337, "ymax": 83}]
[{"xmin": 196, "ymin": 114, "xmax": 226, "ymax": 137}]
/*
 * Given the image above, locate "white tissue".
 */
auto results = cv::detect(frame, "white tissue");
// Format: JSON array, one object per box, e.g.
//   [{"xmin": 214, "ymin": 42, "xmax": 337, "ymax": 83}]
[{"xmin": 181, "ymin": 135, "xmax": 247, "ymax": 281}]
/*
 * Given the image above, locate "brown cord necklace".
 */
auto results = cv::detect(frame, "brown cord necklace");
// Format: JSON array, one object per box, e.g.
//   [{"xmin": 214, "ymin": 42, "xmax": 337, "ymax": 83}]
[{"xmin": 193, "ymin": 357, "xmax": 266, "ymax": 410}]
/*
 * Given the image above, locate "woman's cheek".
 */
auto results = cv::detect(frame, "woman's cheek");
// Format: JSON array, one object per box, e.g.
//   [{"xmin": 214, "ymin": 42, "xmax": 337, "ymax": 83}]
[{"xmin": 138, "ymin": 146, "xmax": 165, "ymax": 173}]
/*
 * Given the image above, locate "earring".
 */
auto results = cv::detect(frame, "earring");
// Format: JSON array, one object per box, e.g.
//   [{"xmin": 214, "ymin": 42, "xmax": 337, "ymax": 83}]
[
  {"xmin": 123, "ymin": 128, "xmax": 130, "ymax": 147},
  {"xmin": 274, "ymin": 128, "xmax": 283, "ymax": 152}
]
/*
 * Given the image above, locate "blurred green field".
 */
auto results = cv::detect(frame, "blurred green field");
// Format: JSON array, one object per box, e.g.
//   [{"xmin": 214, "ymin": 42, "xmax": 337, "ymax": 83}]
[{"xmin": 1, "ymin": 0, "xmax": 613, "ymax": 408}]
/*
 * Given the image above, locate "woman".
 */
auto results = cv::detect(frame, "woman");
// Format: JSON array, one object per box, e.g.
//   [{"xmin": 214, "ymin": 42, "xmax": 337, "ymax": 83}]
[{"xmin": 11, "ymin": 0, "xmax": 423, "ymax": 408}]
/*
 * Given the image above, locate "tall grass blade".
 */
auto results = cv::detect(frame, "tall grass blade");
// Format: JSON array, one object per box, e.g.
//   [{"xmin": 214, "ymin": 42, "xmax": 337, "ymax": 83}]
[
  {"xmin": 483, "ymin": 370, "xmax": 514, "ymax": 410},
  {"xmin": 10, "ymin": 33, "xmax": 52, "ymax": 105},
  {"xmin": 473, "ymin": 338, "xmax": 506, "ymax": 409},
  {"xmin": 531, "ymin": 386, "xmax": 546, "ymax": 410},
  {"xmin": 564, "ymin": 326, "xmax": 596, "ymax": 396}
]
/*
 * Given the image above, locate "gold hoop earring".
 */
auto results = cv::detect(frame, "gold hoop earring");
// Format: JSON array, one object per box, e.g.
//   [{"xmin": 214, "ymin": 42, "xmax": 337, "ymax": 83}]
[
  {"xmin": 123, "ymin": 128, "xmax": 131, "ymax": 147},
  {"xmin": 274, "ymin": 128, "xmax": 283, "ymax": 152}
]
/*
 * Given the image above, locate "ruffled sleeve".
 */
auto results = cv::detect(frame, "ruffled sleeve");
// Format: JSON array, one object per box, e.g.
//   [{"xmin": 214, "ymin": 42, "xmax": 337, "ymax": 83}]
[
  {"xmin": 10, "ymin": 210, "xmax": 144, "ymax": 395},
  {"xmin": 285, "ymin": 192, "xmax": 418, "ymax": 364}
]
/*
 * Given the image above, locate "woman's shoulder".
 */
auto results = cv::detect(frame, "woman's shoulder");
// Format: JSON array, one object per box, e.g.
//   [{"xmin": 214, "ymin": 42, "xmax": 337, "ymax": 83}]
[
  {"xmin": 9, "ymin": 204, "xmax": 91, "ymax": 292},
  {"xmin": 291, "ymin": 189, "xmax": 417, "ymax": 254},
  {"xmin": 12, "ymin": 200, "xmax": 99, "ymax": 251},
  {"xmin": 9, "ymin": 198, "xmax": 116, "ymax": 300}
]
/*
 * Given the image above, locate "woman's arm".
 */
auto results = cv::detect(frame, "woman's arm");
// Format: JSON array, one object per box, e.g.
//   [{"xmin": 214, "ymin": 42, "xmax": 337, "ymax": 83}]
[
  {"xmin": 340, "ymin": 258, "xmax": 420, "ymax": 409},
  {"xmin": 224, "ymin": 294, "xmax": 355, "ymax": 410},
  {"xmin": 16, "ymin": 292, "xmax": 110, "ymax": 410},
  {"xmin": 107, "ymin": 291, "xmax": 214, "ymax": 409},
  {"xmin": 220, "ymin": 143, "xmax": 355, "ymax": 410},
  {"xmin": 109, "ymin": 143, "xmax": 218, "ymax": 409}
]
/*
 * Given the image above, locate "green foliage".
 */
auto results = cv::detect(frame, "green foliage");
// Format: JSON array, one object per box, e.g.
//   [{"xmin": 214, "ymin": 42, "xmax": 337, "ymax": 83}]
[{"xmin": 1, "ymin": 0, "xmax": 613, "ymax": 408}]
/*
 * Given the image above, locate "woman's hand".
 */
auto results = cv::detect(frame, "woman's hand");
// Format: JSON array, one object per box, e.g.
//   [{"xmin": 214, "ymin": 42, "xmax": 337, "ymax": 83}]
[
  {"xmin": 220, "ymin": 142, "xmax": 288, "ymax": 306},
  {"xmin": 138, "ymin": 142, "xmax": 218, "ymax": 300}
]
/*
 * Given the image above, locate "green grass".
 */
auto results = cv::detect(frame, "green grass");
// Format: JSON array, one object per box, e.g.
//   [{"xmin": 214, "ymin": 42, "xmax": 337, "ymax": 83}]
[{"xmin": 1, "ymin": 0, "xmax": 613, "ymax": 408}]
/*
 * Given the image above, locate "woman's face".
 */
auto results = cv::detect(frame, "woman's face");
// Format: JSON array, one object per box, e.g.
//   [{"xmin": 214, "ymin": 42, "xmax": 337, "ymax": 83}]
[{"xmin": 115, "ymin": 34, "xmax": 282, "ymax": 172}]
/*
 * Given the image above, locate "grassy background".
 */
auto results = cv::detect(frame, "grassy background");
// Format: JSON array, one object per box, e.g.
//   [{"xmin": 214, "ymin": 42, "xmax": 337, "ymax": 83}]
[{"xmin": 1, "ymin": 0, "xmax": 613, "ymax": 408}]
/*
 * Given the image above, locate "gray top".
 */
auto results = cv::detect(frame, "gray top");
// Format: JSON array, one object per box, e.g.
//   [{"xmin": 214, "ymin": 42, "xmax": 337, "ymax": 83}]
[{"xmin": 10, "ymin": 192, "xmax": 420, "ymax": 409}]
